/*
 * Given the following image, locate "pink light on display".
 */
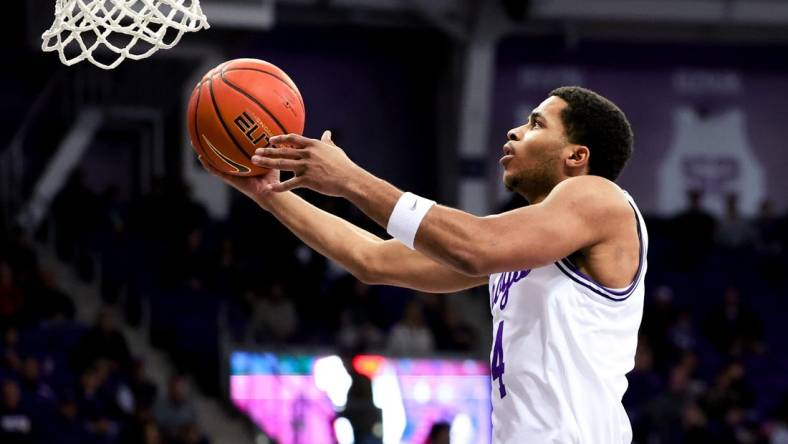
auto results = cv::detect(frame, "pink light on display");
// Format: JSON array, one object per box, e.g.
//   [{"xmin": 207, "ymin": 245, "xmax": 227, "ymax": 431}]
[
  {"xmin": 358, "ymin": 356, "xmax": 492, "ymax": 444},
  {"xmin": 229, "ymin": 352, "xmax": 343, "ymax": 444},
  {"xmin": 231, "ymin": 375, "xmax": 336, "ymax": 444}
]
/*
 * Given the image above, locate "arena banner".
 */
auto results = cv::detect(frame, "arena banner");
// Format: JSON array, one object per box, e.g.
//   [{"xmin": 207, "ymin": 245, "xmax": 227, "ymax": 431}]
[{"xmin": 489, "ymin": 51, "xmax": 788, "ymax": 217}]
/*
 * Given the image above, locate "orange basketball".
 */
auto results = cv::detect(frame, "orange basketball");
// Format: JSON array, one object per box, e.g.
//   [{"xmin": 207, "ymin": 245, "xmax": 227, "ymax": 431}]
[{"xmin": 187, "ymin": 58, "xmax": 306, "ymax": 176}]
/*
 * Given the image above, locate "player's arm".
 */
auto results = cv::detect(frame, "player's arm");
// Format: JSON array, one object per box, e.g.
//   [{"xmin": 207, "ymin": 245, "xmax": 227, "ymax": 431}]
[
  {"xmin": 253, "ymin": 136, "xmax": 629, "ymax": 276},
  {"xmin": 255, "ymin": 191, "xmax": 488, "ymax": 292},
  {"xmin": 346, "ymin": 175, "xmax": 626, "ymax": 276},
  {"xmin": 197, "ymin": 153, "xmax": 485, "ymax": 292},
  {"xmin": 408, "ymin": 176, "xmax": 627, "ymax": 275}
]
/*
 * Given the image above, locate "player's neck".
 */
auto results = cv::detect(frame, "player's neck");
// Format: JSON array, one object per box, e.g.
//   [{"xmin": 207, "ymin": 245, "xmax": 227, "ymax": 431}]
[
  {"xmin": 527, "ymin": 173, "xmax": 585, "ymax": 203},
  {"xmin": 523, "ymin": 191, "xmax": 547, "ymax": 204},
  {"xmin": 522, "ymin": 179, "xmax": 562, "ymax": 204}
]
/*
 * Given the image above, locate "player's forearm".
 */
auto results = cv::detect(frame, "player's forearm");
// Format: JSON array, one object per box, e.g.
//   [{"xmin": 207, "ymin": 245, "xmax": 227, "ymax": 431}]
[
  {"xmin": 253, "ymin": 191, "xmax": 381, "ymax": 281},
  {"xmin": 343, "ymin": 171, "xmax": 489, "ymax": 276},
  {"xmin": 253, "ymin": 189, "xmax": 484, "ymax": 292}
]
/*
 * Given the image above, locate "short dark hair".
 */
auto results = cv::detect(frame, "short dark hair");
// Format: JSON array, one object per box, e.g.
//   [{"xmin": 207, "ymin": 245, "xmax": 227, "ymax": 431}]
[{"xmin": 549, "ymin": 86, "xmax": 634, "ymax": 181}]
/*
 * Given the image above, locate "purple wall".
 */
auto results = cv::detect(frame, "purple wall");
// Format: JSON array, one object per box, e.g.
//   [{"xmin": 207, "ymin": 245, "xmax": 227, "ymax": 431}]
[{"xmin": 489, "ymin": 38, "xmax": 788, "ymax": 216}]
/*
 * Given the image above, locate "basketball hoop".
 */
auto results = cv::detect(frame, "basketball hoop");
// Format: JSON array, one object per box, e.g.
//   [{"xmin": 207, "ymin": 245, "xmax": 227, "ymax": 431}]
[{"xmin": 42, "ymin": 0, "xmax": 210, "ymax": 70}]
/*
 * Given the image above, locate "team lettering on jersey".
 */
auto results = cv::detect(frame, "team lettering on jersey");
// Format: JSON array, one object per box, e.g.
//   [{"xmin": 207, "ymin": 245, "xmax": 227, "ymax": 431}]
[{"xmin": 491, "ymin": 269, "xmax": 531, "ymax": 311}]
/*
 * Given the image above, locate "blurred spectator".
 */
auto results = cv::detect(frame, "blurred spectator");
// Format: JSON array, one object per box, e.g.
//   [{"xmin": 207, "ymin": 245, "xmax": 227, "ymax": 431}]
[
  {"xmin": 98, "ymin": 185, "xmax": 130, "ymax": 305},
  {"xmin": 671, "ymin": 189, "xmax": 716, "ymax": 268},
  {"xmin": 669, "ymin": 309, "xmax": 698, "ymax": 353},
  {"xmin": 2, "ymin": 228, "xmax": 38, "ymax": 290},
  {"xmin": 705, "ymin": 287, "xmax": 765, "ymax": 356},
  {"xmin": 716, "ymin": 193, "xmax": 757, "ymax": 250},
  {"xmin": 718, "ymin": 406, "xmax": 756, "ymax": 444},
  {"xmin": 76, "ymin": 366, "xmax": 110, "ymax": 422},
  {"xmin": 702, "ymin": 362, "xmax": 755, "ymax": 422},
  {"xmin": 129, "ymin": 359, "xmax": 157, "ymax": 411},
  {"xmin": 29, "ymin": 269, "xmax": 75, "ymax": 322},
  {"xmin": 74, "ymin": 307, "xmax": 132, "ymax": 372},
  {"xmin": 640, "ymin": 285, "xmax": 679, "ymax": 369},
  {"xmin": 333, "ymin": 276, "xmax": 389, "ymax": 333},
  {"xmin": 769, "ymin": 395, "xmax": 788, "ymax": 444},
  {"xmin": 0, "ymin": 379, "xmax": 35, "ymax": 444},
  {"xmin": 0, "ymin": 261, "xmax": 25, "ymax": 326},
  {"xmin": 681, "ymin": 403, "xmax": 715, "ymax": 443},
  {"xmin": 1, "ymin": 326, "xmax": 23, "ymax": 374},
  {"xmin": 641, "ymin": 363, "xmax": 698, "ymax": 444},
  {"xmin": 754, "ymin": 199, "xmax": 788, "ymax": 285},
  {"xmin": 167, "ymin": 228, "xmax": 213, "ymax": 292},
  {"xmin": 154, "ymin": 375, "xmax": 198, "ymax": 440},
  {"xmin": 249, "ymin": 281, "xmax": 299, "ymax": 343},
  {"xmin": 755, "ymin": 199, "xmax": 782, "ymax": 253},
  {"xmin": 434, "ymin": 303, "xmax": 477, "ymax": 352},
  {"xmin": 425, "ymin": 421, "xmax": 450, "ymax": 444},
  {"xmin": 387, "ymin": 300, "xmax": 435, "ymax": 355},
  {"xmin": 142, "ymin": 420, "xmax": 164, "ymax": 444},
  {"xmin": 337, "ymin": 311, "xmax": 384, "ymax": 354},
  {"xmin": 335, "ymin": 276, "xmax": 387, "ymax": 352},
  {"xmin": 211, "ymin": 237, "xmax": 244, "ymax": 298},
  {"xmin": 51, "ymin": 168, "xmax": 100, "ymax": 281},
  {"xmin": 343, "ymin": 362, "xmax": 382, "ymax": 444},
  {"xmin": 624, "ymin": 339, "xmax": 663, "ymax": 426},
  {"xmin": 18, "ymin": 356, "xmax": 55, "ymax": 406},
  {"xmin": 118, "ymin": 397, "xmax": 158, "ymax": 444},
  {"xmin": 47, "ymin": 395, "xmax": 92, "ymax": 444},
  {"xmin": 174, "ymin": 422, "xmax": 209, "ymax": 444}
]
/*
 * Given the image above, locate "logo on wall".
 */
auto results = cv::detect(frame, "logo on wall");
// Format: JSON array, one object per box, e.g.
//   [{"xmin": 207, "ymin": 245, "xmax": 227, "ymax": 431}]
[{"xmin": 657, "ymin": 107, "xmax": 765, "ymax": 216}]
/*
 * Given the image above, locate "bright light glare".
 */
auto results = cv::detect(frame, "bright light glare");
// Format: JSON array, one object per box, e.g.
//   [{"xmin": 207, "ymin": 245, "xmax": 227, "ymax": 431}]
[
  {"xmin": 314, "ymin": 356, "xmax": 353, "ymax": 410},
  {"xmin": 450, "ymin": 413, "xmax": 474, "ymax": 444},
  {"xmin": 334, "ymin": 417, "xmax": 355, "ymax": 444},
  {"xmin": 371, "ymin": 369, "xmax": 406, "ymax": 444},
  {"xmin": 413, "ymin": 381, "xmax": 431, "ymax": 404},
  {"xmin": 437, "ymin": 383, "xmax": 454, "ymax": 403}
]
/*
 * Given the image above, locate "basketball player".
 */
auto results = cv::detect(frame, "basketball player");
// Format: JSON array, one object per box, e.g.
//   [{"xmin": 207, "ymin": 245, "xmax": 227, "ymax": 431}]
[{"xmin": 200, "ymin": 86, "xmax": 645, "ymax": 443}]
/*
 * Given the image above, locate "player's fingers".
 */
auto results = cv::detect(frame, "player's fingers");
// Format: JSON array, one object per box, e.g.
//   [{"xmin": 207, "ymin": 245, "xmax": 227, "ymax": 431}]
[
  {"xmin": 269, "ymin": 177, "xmax": 304, "ymax": 193},
  {"xmin": 269, "ymin": 133, "xmax": 311, "ymax": 148},
  {"xmin": 254, "ymin": 147, "xmax": 302, "ymax": 159},
  {"xmin": 251, "ymin": 155, "xmax": 301, "ymax": 171},
  {"xmin": 321, "ymin": 130, "xmax": 336, "ymax": 146}
]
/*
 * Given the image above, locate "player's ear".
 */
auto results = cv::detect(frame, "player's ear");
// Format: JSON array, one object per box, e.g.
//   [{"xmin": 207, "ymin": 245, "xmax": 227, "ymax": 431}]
[{"xmin": 566, "ymin": 145, "xmax": 590, "ymax": 170}]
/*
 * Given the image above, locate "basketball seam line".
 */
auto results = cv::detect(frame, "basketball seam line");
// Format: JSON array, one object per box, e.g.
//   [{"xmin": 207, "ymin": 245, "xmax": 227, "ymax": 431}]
[
  {"xmin": 196, "ymin": 67, "xmax": 305, "ymax": 113},
  {"xmin": 192, "ymin": 88, "xmax": 229, "ymax": 172},
  {"xmin": 192, "ymin": 88, "xmax": 206, "ymax": 158},
  {"xmin": 220, "ymin": 71, "xmax": 290, "ymax": 136},
  {"xmin": 221, "ymin": 66, "xmax": 305, "ymax": 112},
  {"xmin": 208, "ymin": 74, "xmax": 255, "ymax": 163}
]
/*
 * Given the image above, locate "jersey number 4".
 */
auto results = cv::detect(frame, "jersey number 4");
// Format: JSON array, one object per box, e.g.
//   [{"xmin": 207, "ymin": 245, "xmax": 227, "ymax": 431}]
[{"xmin": 491, "ymin": 320, "xmax": 506, "ymax": 398}]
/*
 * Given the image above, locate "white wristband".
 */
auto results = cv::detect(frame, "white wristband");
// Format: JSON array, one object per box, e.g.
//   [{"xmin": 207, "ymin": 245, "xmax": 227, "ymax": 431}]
[{"xmin": 386, "ymin": 192, "xmax": 436, "ymax": 249}]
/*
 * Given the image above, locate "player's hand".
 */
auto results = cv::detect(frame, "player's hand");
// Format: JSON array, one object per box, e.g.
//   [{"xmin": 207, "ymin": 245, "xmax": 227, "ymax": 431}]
[
  {"xmin": 197, "ymin": 154, "xmax": 280, "ymax": 206},
  {"xmin": 252, "ymin": 130, "xmax": 363, "ymax": 197}
]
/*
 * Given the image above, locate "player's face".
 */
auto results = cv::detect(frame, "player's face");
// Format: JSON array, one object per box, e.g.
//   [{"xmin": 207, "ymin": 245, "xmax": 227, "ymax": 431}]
[{"xmin": 501, "ymin": 96, "xmax": 571, "ymax": 199}]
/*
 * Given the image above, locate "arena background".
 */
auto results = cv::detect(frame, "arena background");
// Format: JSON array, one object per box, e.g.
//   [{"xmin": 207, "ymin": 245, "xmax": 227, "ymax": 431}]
[{"xmin": 1, "ymin": 1, "xmax": 788, "ymax": 443}]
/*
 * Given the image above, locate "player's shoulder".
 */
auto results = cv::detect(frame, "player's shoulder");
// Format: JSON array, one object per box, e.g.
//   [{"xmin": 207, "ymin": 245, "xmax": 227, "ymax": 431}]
[
  {"xmin": 545, "ymin": 175, "xmax": 632, "ymax": 219},
  {"xmin": 549, "ymin": 175, "xmax": 627, "ymax": 202}
]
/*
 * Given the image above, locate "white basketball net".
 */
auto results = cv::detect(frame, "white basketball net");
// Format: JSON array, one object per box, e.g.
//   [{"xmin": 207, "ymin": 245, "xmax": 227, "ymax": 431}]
[{"xmin": 42, "ymin": 0, "xmax": 210, "ymax": 70}]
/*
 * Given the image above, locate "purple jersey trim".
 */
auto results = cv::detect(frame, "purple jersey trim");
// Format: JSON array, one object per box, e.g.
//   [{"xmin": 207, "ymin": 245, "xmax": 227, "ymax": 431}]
[{"xmin": 553, "ymin": 202, "xmax": 645, "ymax": 301}]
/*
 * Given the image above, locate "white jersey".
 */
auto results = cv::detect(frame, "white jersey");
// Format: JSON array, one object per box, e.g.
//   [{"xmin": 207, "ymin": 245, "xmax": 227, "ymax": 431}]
[{"xmin": 488, "ymin": 192, "xmax": 647, "ymax": 444}]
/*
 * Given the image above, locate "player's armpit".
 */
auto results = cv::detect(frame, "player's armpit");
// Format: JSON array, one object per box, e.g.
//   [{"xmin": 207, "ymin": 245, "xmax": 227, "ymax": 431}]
[{"xmin": 360, "ymin": 239, "xmax": 488, "ymax": 293}]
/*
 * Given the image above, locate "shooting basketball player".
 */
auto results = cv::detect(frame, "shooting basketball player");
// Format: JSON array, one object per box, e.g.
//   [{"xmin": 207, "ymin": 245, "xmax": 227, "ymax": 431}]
[{"xmin": 200, "ymin": 86, "xmax": 645, "ymax": 443}]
